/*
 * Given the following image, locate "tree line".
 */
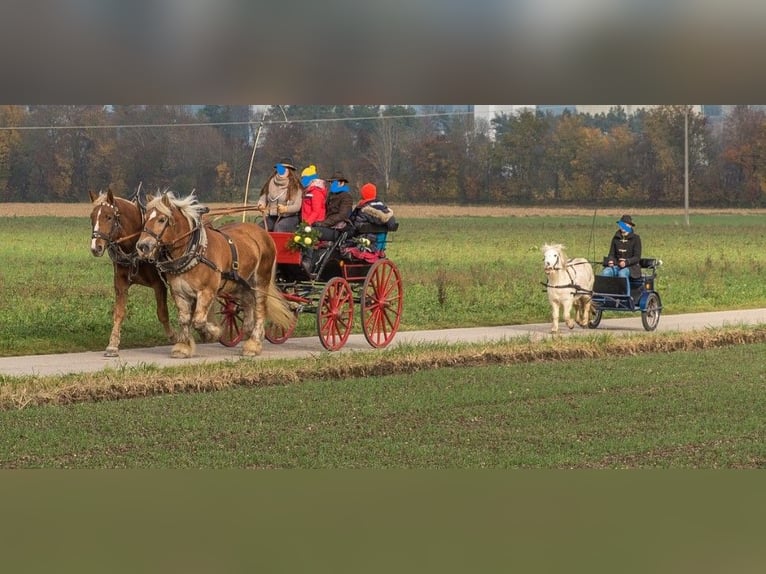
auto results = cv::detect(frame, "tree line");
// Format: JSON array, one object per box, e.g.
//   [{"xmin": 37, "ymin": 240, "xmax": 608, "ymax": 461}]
[{"xmin": 1, "ymin": 104, "xmax": 764, "ymax": 207}]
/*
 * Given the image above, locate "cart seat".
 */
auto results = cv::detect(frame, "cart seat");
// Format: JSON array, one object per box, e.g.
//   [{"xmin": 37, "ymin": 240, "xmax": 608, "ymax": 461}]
[{"xmin": 354, "ymin": 221, "xmax": 398, "ymax": 251}]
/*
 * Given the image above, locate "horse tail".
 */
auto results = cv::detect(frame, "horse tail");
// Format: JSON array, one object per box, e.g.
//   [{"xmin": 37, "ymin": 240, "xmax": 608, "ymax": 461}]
[{"xmin": 264, "ymin": 258, "xmax": 293, "ymax": 330}]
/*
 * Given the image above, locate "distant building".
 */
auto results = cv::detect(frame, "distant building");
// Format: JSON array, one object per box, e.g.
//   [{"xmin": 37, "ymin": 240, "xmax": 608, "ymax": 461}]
[
  {"xmin": 473, "ymin": 105, "xmax": 536, "ymax": 140},
  {"xmin": 575, "ymin": 105, "xmax": 703, "ymax": 115}
]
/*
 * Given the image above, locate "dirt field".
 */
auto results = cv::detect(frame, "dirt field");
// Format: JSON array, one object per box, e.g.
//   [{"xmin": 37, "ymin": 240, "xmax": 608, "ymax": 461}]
[{"xmin": 3, "ymin": 202, "xmax": 765, "ymax": 218}]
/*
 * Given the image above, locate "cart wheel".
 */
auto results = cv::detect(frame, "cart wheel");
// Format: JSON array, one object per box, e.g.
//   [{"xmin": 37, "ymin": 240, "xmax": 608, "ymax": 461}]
[
  {"xmin": 217, "ymin": 294, "xmax": 244, "ymax": 347},
  {"xmin": 588, "ymin": 306, "xmax": 602, "ymax": 329},
  {"xmin": 317, "ymin": 277, "xmax": 354, "ymax": 351},
  {"xmin": 641, "ymin": 292, "xmax": 661, "ymax": 331},
  {"xmin": 265, "ymin": 310, "xmax": 298, "ymax": 344},
  {"xmin": 361, "ymin": 259, "xmax": 403, "ymax": 348}
]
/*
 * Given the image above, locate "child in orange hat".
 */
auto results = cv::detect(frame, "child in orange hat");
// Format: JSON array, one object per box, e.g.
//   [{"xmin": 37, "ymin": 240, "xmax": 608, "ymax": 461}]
[{"xmin": 349, "ymin": 182, "xmax": 398, "ymax": 251}]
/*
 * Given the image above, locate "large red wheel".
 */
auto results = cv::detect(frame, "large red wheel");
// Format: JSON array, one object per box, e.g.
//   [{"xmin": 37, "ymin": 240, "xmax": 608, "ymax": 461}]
[
  {"xmin": 217, "ymin": 293, "xmax": 244, "ymax": 347},
  {"xmin": 317, "ymin": 277, "xmax": 354, "ymax": 351},
  {"xmin": 361, "ymin": 259, "xmax": 403, "ymax": 348}
]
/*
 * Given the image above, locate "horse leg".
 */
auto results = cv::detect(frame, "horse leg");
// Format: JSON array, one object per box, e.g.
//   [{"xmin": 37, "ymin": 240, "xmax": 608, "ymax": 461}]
[
  {"xmin": 242, "ymin": 289, "xmax": 264, "ymax": 357},
  {"xmin": 550, "ymin": 301, "xmax": 560, "ymax": 333},
  {"xmin": 575, "ymin": 297, "xmax": 590, "ymax": 327},
  {"xmin": 170, "ymin": 295, "xmax": 196, "ymax": 359},
  {"xmin": 563, "ymin": 298, "xmax": 575, "ymax": 329},
  {"xmin": 105, "ymin": 270, "xmax": 129, "ymax": 357},
  {"xmin": 191, "ymin": 289, "xmax": 222, "ymax": 344},
  {"xmin": 197, "ymin": 302, "xmax": 219, "ymax": 343},
  {"xmin": 152, "ymin": 280, "xmax": 177, "ymax": 343},
  {"xmin": 579, "ymin": 298, "xmax": 592, "ymax": 327}
]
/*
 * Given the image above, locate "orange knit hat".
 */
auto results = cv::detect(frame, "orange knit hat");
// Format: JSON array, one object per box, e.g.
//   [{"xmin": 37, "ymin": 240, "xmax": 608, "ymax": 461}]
[{"xmin": 360, "ymin": 183, "xmax": 377, "ymax": 202}]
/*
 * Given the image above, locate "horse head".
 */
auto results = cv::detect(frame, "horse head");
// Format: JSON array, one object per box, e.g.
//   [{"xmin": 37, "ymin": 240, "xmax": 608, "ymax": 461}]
[
  {"xmin": 542, "ymin": 243, "xmax": 566, "ymax": 276},
  {"xmin": 89, "ymin": 188, "xmax": 121, "ymax": 257},
  {"xmin": 136, "ymin": 190, "xmax": 204, "ymax": 261}
]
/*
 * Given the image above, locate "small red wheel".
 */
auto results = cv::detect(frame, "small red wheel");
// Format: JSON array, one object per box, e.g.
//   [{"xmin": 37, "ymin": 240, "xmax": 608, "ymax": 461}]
[
  {"xmin": 217, "ymin": 293, "xmax": 244, "ymax": 347},
  {"xmin": 265, "ymin": 310, "xmax": 298, "ymax": 344},
  {"xmin": 361, "ymin": 259, "xmax": 403, "ymax": 348},
  {"xmin": 317, "ymin": 277, "xmax": 354, "ymax": 351}
]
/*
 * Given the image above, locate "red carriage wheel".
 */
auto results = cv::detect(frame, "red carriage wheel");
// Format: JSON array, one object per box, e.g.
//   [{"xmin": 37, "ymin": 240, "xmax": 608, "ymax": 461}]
[
  {"xmin": 217, "ymin": 293, "xmax": 244, "ymax": 347},
  {"xmin": 317, "ymin": 277, "xmax": 354, "ymax": 351},
  {"xmin": 361, "ymin": 259, "xmax": 403, "ymax": 348},
  {"xmin": 265, "ymin": 310, "xmax": 298, "ymax": 344}
]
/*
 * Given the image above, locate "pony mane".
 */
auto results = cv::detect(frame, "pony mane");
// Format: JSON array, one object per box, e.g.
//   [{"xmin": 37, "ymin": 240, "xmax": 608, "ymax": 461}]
[
  {"xmin": 542, "ymin": 243, "xmax": 567, "ymax": 256},
  {"xmin": 147, "ymin": 190, "xmax": 207, "ymax": 226}
]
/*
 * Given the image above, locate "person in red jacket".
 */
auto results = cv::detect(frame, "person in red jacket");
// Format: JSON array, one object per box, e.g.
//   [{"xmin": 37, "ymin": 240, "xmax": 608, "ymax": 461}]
[{"xmin": 299, "ymin": 164, "xmax": 327, "ymax": 225}]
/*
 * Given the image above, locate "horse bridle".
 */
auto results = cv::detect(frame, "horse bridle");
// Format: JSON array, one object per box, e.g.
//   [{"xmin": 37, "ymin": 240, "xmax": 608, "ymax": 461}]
[
  {"xmin": 140, "ymin": 209, "xmax": 174, "ymax": 246},
  {"xmin": 91, "ymin": 201, "xmax": 122, "ymax": 243}
]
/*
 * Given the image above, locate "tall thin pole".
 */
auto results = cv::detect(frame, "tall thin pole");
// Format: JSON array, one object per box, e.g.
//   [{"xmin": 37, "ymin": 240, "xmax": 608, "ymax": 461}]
[
  {"xmin": 241, "ymin": 106, "xmax": 289, "ymax": 222},
  {"xmin": 242, "ymin": 112, "xmax": 266, "ymax": 222},
  {"xmin": 684, "ymin": 106, "xmax": 690, "ymax": 226}
]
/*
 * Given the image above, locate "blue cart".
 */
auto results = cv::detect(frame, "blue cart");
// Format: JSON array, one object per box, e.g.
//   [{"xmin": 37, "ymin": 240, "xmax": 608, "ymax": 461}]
[{"xmin": 588, "ymin": 258, "xmax": 663, "ymax": 331}]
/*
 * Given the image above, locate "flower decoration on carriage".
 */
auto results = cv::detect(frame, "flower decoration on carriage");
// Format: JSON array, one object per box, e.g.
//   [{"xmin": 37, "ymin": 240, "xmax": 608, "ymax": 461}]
[
  {"xmin": 350, "ymin": 235, "xmax": 374, "ymax": 251},
  {"xmin": 287, "ymin": 221, "xmax": 321, "ymax": 251}
]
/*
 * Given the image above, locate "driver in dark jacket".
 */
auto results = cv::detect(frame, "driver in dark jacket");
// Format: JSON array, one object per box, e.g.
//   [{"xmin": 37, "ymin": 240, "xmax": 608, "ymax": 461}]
[
  {"xmin": 602, "ymin": 214, "xmax": 642, "ymax": 279},
  {"xmin": 315, "ymin": 171, "xmax": 353, "ymax": 241}
]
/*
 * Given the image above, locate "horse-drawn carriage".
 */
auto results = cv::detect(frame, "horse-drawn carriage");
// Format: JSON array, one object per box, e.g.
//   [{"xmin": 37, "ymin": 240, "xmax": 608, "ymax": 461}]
[
  {"xmin": 218, "ymin": 222, "xmax": 403, "ymax": 351},
  {"xmin": 542, "ymin": 244, "xmax": 663, "ymax": 333},
  {"xmin": 89, "ymin": 188, "xmax": 403, "ymax": 358},
  {"xmin": 587, "ymin": 257, "xmax": 663, "ymax": 331}
]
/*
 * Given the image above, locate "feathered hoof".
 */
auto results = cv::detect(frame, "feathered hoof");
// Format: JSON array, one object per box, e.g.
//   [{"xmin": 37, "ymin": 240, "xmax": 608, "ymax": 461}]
[
  {"xmin": 550, "ymin": 327, "xmax": 559, "ymax": 334},
  {"xmin": 566, "ymin": 321, "xmax": 575, "ymax": 330},
  {"xmin": 104, "ymin": 347, "xmax": 119, "ymax": 358},
  {"xmin": 242, "ymin": 339, "xmax": 262, "ymax": 357},
  {"xmin": 171, "ymin": 342, "xmax": 194, "ymax": 358}
]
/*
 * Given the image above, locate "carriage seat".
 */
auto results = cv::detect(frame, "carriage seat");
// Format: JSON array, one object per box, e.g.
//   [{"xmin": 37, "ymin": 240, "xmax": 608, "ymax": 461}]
[
  {"xmin": 353, "ymin": 221, "xmax": 398, "ymax": 251},
  {"xmin": 639, "ymin": 258, "xmax": 658, "ymax": 269}
]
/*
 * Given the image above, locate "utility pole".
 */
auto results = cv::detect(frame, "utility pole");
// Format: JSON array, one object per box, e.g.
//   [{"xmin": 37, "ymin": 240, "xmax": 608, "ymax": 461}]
[{"xmin": 684, "ymin": 106, "xmax": 690, "ymax": 226}]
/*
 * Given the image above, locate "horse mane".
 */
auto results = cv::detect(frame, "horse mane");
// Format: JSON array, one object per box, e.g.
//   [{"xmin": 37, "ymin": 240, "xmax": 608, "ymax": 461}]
[
  {"xmin": 147, "ymin": 190, "xmax": 207, "ymax": 227},
  {"xmin": 542, "ymin": 243, "xmax": 568, "ymax": 261}
]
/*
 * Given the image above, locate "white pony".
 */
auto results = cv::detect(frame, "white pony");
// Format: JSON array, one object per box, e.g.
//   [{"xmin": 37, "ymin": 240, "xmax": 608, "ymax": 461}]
[{"xmin": 542, "ymin": 243, "xmax": 595, "ymax": 333}]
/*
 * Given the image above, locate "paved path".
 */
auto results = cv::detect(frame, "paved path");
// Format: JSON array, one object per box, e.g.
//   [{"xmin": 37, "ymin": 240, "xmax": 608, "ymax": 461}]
[{"xmin": 2, "ymin": 308, "xmax": 765, "ymax": 378}]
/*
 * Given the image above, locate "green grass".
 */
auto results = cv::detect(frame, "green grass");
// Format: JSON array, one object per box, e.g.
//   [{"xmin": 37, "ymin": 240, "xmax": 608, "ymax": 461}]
[
  {"xmin": 1, "ymin": 339, "xmax": 764, "ymax": 468},
  {"xmin": 3, "ymin": 212, "xmax": 766, "ymax": 356}
]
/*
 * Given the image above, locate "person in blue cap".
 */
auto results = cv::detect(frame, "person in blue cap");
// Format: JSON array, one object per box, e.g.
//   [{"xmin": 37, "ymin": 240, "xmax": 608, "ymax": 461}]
[
  {"xmin": 314, "ymin": 170, "xmax": 353, "ymax": 241},
  {"xmin": 601, "ymin": 214, "xmax": 642, "ymax": 279},
  {"xmin": 255, "ymin": 157, "xmax": 302, "ymax": 232}
]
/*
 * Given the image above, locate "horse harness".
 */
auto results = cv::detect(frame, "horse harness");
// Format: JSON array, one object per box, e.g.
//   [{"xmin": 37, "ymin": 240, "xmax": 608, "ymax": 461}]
[
  {"xmin": 92, "ymin": 198, "xmax": 143, "ymax": 279},
  {"xmin": 542, "ymin": 255, "xmax": 591, "ymax": 293},
  {"xmin": 150, "ymin": 222, "xmax": 253, "ymax": 291}
]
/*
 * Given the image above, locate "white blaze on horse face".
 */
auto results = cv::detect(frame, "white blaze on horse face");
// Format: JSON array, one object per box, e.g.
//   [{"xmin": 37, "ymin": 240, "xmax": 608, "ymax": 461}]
[
  {"xmin": 90, "ymin": 206, "xmax": 102, "ymax": 253},
  {"xmin": 543, "ymin": 249, "xmax": 558, "ymax": 273}
]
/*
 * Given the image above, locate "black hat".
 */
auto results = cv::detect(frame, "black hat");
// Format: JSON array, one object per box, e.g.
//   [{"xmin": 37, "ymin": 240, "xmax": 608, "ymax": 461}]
[
  {"xmin": 275, "ymin": 157, "xmax": 296, "ymax": 170},
  {"xmin": 327, "ymin": 171, "xmax": 348, "ymax": 183},
  {"xmin": 618, "ymin": 214, "xmax": 635, "ymax": 227}
]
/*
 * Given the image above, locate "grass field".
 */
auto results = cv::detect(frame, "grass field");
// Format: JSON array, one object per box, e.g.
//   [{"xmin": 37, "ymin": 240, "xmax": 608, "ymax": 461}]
[
  {"xmin": 1, "ymin": 204, "xmax": 766, "ymax": 468},
  {"xmin": 2, "ymin": 207, "xmax": 766, "ymax": 356},
  {"xmin": 0, "ymin": 336, "xmax": 764, "ymax": 468}
]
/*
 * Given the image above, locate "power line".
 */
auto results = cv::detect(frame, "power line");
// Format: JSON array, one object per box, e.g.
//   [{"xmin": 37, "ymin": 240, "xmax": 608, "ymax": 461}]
[{"xmin": 0, "ymin": 110, "xmax": 475, "ymax": 132}]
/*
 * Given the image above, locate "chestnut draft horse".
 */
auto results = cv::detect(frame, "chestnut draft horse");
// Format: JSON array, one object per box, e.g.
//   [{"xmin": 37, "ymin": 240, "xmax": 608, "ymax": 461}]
[
  {"xmin": 89, "ymin": 188, "xmax": 176, "ymax": 356},
  {"xmin": 135, "ymin": 191, "xmax": 293, "ymax": 358}
]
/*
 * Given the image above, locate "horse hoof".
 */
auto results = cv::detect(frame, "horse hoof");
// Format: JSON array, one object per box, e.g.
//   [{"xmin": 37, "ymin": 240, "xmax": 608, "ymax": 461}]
[
  {"xmin": 242, "ymin": 339, "xmax": 263, "ymax": 357},
  {"xmin": 171, "ymin": 343, "xmax": 192, "ymax": 359},
  {"xmin": 104, "ymin": 347, "xmax": 119, "ymax": 357}
]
